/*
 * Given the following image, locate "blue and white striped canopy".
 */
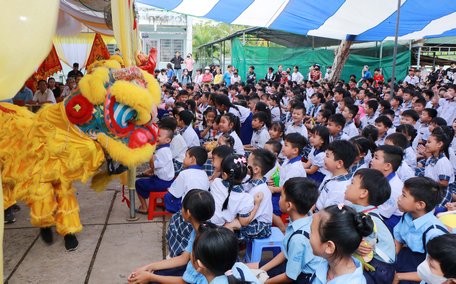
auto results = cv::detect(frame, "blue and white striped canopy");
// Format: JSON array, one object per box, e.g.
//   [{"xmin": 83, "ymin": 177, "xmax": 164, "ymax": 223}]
[{"xmin": 137, "ymin": 0, "xmax": 456, "ymax": 41}]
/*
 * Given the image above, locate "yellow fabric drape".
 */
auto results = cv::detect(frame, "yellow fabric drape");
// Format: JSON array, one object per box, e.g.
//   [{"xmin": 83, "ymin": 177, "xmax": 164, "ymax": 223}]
[{"xmin": 111, "ymin": 0, "xmax": 136, "ymax": 67}]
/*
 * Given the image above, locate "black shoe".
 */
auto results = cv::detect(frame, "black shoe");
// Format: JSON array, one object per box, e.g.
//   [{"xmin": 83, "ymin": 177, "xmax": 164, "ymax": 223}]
[
  {"xmin": 64, "ymin": 234, "xmax": 79, "ymax": 251},
  {"xmin": 40, "ymin": 227, "xmax": 54, "ymax": 244},
  {"xmin": 12, "ymin": 204, "xmax": 21, "ymax": 212},
  {"xmin": 4, "ymin": 207, "xmax": 16, "ymax": 224}
]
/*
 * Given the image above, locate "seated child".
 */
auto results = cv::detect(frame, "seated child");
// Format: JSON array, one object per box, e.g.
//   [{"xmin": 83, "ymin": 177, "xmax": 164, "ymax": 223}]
[
  {"xmin": 285, "ymin": 102, "xmax": 308, "ymax": 139},
  {"xmin": 165, "ymin": 147, "xmax": 210, "ymax": 257},
  {"xmin": 342, "ymin": 103, "xmax": 360, "ymax": 137},
  {"xmin": 245, "ymin": 111, "xmax": 271, "ymax": 151},
  {"xmin": 256, "ymin": 177, "xmax": 322, "ymax": 284},
  {"xmin": 218, "ymin": 113, "xmax": 245, "ymax": 156},
  {"xmin": 177, "ymin": 110, "xmax": 200, "ymax": 147},
  {"xmin": 236, "ymin": 148, "xmax": 276, "ymax": 241},
  {"xmin": 316, "ymin": 140, "xmax": 357, "ymax": 211},
  {"xmin": 269, "ymin": 133, "xmax": 307, "ymax": 233},
  {"xmin": 394, "ymin": 177, "xmax": 449, "ymax": 283},
  {"xmin": 192, "ymin": 225, "xmax": 261, "ymax": 284},
  {"xmin": 348, "ymin": 136, "xmax": 373, "ymax": 176},
  {"xmin": 345, "ymin": 168, "xmax": 396, "ymax": 284},
  {"xmin": 207, "ymin": 145, "xmax": 233, "ymax": 181},
  {"xmin": 328, "ymin": 113, "xmax": 350, "ymax": 142},
  {"xmin": 210, "ymin": 154, "xmax": 260, "ymax": 227},
  {"xmin": 370, "ymin": 145, "xmax": 405, "ymax": 232},
  {"xmin": 304, "ymin": 126, "xmax": 330, "ymax": 185},
  {"xmin": 310, "ymin": 205, "xmax": 374, "ymax": 283},
  {"xmin": 264, "ymin": 139, "xmax": 282, "ymax": 184},
  {"xmin": 128, "ymin": 189, "xmax": 215, "ymax": 284},
  {"xmin": 159, "ymin": 116, "xmax": 188, "ymax": 174},
  {"xmin": 135, "ymin": 127, "xmax": 175, "ymax": 214},
  {"xmin": 417, "ymin": 234, "xmax": 456, "ymax": 284},
  {"xmin": 375, "ymin": 115, "xmax": 393, "ymax": 146}
]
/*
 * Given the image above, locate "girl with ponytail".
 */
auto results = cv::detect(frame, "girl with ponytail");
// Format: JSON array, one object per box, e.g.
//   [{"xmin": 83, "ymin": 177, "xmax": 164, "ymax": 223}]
[
  {"xmin": 210, "ymin": 154, "xmax": 260, "ymax": 229},
  {"xmin": 309, "ymin": 204, "xmax": 374, "ymax": 283}
]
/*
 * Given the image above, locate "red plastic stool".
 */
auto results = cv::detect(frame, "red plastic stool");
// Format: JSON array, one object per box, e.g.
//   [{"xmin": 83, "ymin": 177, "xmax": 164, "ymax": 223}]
[{"xmin": 148, "ymin": 191, "xmax": 172, "ymax": 220}]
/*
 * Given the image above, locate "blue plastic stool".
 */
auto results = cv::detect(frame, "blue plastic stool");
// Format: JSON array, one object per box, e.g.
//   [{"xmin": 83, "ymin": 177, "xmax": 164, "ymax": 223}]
[{"xmin": 245, "ymin": 227, "xmax": 284, "ymax": 263}]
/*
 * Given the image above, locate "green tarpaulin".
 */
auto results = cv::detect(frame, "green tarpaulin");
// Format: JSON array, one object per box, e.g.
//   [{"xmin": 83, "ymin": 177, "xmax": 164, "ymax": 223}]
[{"xmin": 231, "ymin": 38, "xmax": 411, "ymax": 83}]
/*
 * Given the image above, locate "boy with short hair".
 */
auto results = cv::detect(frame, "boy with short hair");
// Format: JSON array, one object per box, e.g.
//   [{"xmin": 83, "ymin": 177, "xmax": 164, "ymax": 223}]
[
  {"xmin": 394, "ymin": 177, "xmax": 448, "ymax": 283},
  {"xmin": 342, "ymin": 104, "xmax": 359, "ymax": 137},
  {"xmin": 258, "ymin": 177, "xmax": 322, "ymax": 283},
  {"xmin": 344, "ymin": 168, "xmax": 396, "ymax": 283},
  {"xmin": 159, "ymin": 116, "xmax": 188, "ymax": 174},
  {"xmin": 135, "ymin": 127, "xmax": 175, "ymax": 214},
  {"xmin": 374, "ymin": 115, "xmax": 393, "ymax": 146},
  {"xmin": 419, "ymin": 108, "xmax": 437, "ymax": 143},
  {"xmin": 400, "ymin": 88, "xmax": 414, "ymax": 111},
  {"xmin": 269, "ymin": 133, "xmax": 307, "ymax": 232},
  {"xmin": 384, "ymin": 133, "xmax": 416, "ymax": 182},
  {"xmin": 177, "ymin": 110, "xmax": 199, "ymax": 147},
  {"xmin": 327, "ymin": 113, "xmax": 349, "ymax": 142},
  {"xmin": 370, "ymin": 144, "xmax": 405, "ymax": 232},
  {"xmin": 391, "ymin": 96, "xmax": 403, "ymax": 127},
  {"xmin": 285, "ymin": 103, "xmax": 308, "ymax": 139},
  {"xmin": 360, "ymin": 100, "xmax": 379, "ymax": 129},
  {"xmin": 245, "ymin": 111, "xmax": 270, "ymax": 150},
  {"xmin": 165, "ymin": 146, "xmax": 210, "ymax": 257},
  {"xmin": 316, "ymin": 140, "xmax": 357, "ymax": 210}
]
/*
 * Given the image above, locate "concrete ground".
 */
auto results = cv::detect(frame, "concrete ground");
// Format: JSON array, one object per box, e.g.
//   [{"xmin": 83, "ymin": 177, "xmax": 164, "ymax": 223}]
[{"xmin": 3, "ymin": 180, "xmax": 170, "ymax": 284}]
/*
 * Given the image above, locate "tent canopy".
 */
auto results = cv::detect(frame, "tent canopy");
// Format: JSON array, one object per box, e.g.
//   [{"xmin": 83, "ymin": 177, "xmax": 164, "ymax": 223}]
[{"xmin": 138, "ymin": 0, "xmax": 456, "ymax": 41}]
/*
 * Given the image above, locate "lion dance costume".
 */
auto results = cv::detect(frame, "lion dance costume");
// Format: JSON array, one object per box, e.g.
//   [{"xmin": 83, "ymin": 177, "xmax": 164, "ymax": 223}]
[{"xmin": 0, "ymin": 62, "xmax": 160, "ymax": 250}]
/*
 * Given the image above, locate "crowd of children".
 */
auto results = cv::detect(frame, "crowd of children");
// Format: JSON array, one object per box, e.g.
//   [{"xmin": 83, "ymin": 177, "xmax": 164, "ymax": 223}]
[{"xmin": 127, "ymin": 71, "xmax": 456, "ymax": 284}]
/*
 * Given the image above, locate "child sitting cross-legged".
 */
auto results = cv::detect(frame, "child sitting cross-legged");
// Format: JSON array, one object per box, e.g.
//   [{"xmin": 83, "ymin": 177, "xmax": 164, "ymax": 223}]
[
  {"xmin": 128, "ymin": 189, "xmax": 215, "ymax": 284},
  {"xmin": 135, "ymin": 127, "xmax": 175, "ymax": 214},
  {"xmin": 344, "ymin": 168, "xmax": 396, "ymax": 284},
  {"xmin": 394, "ymin": 177, "xmax": 449, "ymax": 283},
  {"xmin": 165, "ymin": 146, "xmax": 210, "ymax": 258},
  {"xmin": 251, "ymin": 177, "xmax": 322, "ymax": 284}
]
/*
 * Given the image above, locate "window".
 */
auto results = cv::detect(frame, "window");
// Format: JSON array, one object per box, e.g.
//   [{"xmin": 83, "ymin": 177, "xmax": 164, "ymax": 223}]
[
  {"xmin": 160, "ymin": 39, "xmax": 184, "ymax": 62},
  {"xmin": 143, "ymin": 39, "xmax": 158, "ymax": 54},
  {"xmin": 107, "ymin": 44, "xmax": 118, "ymax": 55}
]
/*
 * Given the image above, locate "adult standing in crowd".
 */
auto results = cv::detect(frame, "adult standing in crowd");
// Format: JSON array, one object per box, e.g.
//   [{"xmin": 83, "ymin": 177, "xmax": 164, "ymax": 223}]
[
  {"xmin": 184, "ymin": 53, "xmax": 195, "ymax": 78},
  {"xmin": 170, "ymin": 51, "xmax": 184, "ymax": 82},
  {"xmin": 67, "ymin": 62, "xmax": 83, "ymax": 79}
]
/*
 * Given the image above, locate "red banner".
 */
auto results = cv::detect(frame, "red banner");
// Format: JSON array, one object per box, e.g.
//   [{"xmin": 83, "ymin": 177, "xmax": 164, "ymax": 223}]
[
  {"xmin": 86, "ymin": 33, "xmax": 111, "ymax": 67},
  {"xmin": 35, "ymin": 44, "xmax": 63, "ymax": 81}
]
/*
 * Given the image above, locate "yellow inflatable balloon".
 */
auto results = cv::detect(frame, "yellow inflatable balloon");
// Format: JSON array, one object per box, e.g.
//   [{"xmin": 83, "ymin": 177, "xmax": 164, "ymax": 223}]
[{"xmin": 0, "ymin": 0, "xmax": 60, "ymax": 100}]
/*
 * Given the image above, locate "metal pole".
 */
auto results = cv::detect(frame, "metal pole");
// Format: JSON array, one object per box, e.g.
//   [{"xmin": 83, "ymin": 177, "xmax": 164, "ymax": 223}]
[
  {"xmin": 379, "ymin": 41, "xmax": 384, "ymax": 68},
  {"xmin": 390, "ymin": 0, "xmax": 402, "ymax": 97},
  {"xmin": 126, "ymin": 167, "xmax": 139, "ymax": 221},
  {"xmin": 417, "ymin": 46, "xmax": 421, "ymax": 67}
]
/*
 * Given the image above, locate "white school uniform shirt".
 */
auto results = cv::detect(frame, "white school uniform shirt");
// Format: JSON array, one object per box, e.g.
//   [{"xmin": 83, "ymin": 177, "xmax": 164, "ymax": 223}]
[
  {"xmin": 329, "ymin": 131, "xmax": 350, "ymax": 142},
  {"xmin": 378, "ymin": 173, "xmax": 404, "ymax": 218},
  {"xmin": 168, "ymin": 166, "xmax": 209, "ymax": 199},
  {"xmin": 279, "ymin": 156, "xmax": 307, "ymax": 187},
  {"xmin": 270, "ymin": 106, "xmax": 281, "ymax": 123},
  {"xmin": 397, "ymin": 161, "xmax": 415, "ymax": 182},
  {"xmin": 438, "ymin": 99, "xmax": 456, "ymax": 125},
  {"xmin": 154, "ymin": 145, "xmax": 175, "ymax": 181},
  {"xmin": 419, "ymin": 123, "xmax": 430, "ymax": 142},
  {"xmin": 343, "ymin": 120, "xmax": 359, "ymax": 138},
  {"xmin": 360, "ymin": 113, "xmax": 378, "ymax": 129},
  {"xmin": 291, "ymin": 71, "xmax": 304, "ymax": 83},
  {"xmin": 247, "ymin": 180, "xmax": 273, "ymax": 224},
  {"xmin": 209, "ymin": 178, "xmax": 254, "ymax": 226},
  {"xmin": 316, "ymin": 172, "xmax": 352, "ymax": 211},
  {"xmin": 170, "ymin": 133, "xmax": 187, "ymax": 163},
  {"xmin": 285, "ymin": 123, "xmax": 308, "ymax": 139},
  {"xmin": 404, "ymin": 146, "xmax": 417, "ymax": 169},
  {"xmin": 229, "ymin": 105, "xmax": 251, "ymax": 124},
  {"xmin": 180, "ymin": 126, "xmax": 200, "ymax": 147},
  {"xmin": 250, "ymin": 126, "xmax": 270, "ymax": 148},
  {"xmin": 313, "ymin": 257, "xmax": 366, "ymax": 284},
  {"xmin": 424, "ymin": 153, "xmax": 455, "ymax": 184},
  {"xmin": 308, "ymin": 148, "xmax": 331, "ymax": 176},
  {"xmin": 229, "ymin": 131, "xmax": 245, "ymax": 155}
]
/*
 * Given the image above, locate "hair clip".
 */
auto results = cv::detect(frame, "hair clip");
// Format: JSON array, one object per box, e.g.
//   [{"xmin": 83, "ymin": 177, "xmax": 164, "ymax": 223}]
[
  {"xmin": 337, "ymin": 204, "xmax": 344, "ymax": 210},
  {"xmin": 234, "ymin": 157, "xmax": 246, "ymax": 165}
]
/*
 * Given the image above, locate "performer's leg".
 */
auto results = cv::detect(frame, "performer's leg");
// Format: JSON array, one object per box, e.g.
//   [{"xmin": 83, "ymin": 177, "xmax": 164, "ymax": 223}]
[
  {"xmin": 54, "ymin": 182, "xmax": 82, "ymax": 236},
  {"xmin": 28, "ymin": 182, "xmax": 57, "ymax": 229}
]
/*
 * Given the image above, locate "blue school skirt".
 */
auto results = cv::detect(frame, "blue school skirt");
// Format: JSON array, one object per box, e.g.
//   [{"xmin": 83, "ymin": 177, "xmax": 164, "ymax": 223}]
[
  {"xmin": 239, "ymin": 220, "xmax": 272, "ymax": 241},
  {"xmin": 240, "ymin": 113, "xmax": 253, "ymax": 145},
  {"xmin": 364, "ymin": 258, "xmax": 395, "ymax": 284},
  {"xmin": 395, "ymin": 247, "xmax": 426, "ymax": 284},
  {"xmin": 259, "ymin": 260, "xmax": 313, "ymax": 284},
  {"xmin": 135, "ymin": 176, "xmax": 174, "ymax": 199},
  {"xmin": 272, "ymin": 193, "xmax": 281, "ymax": 216}
]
